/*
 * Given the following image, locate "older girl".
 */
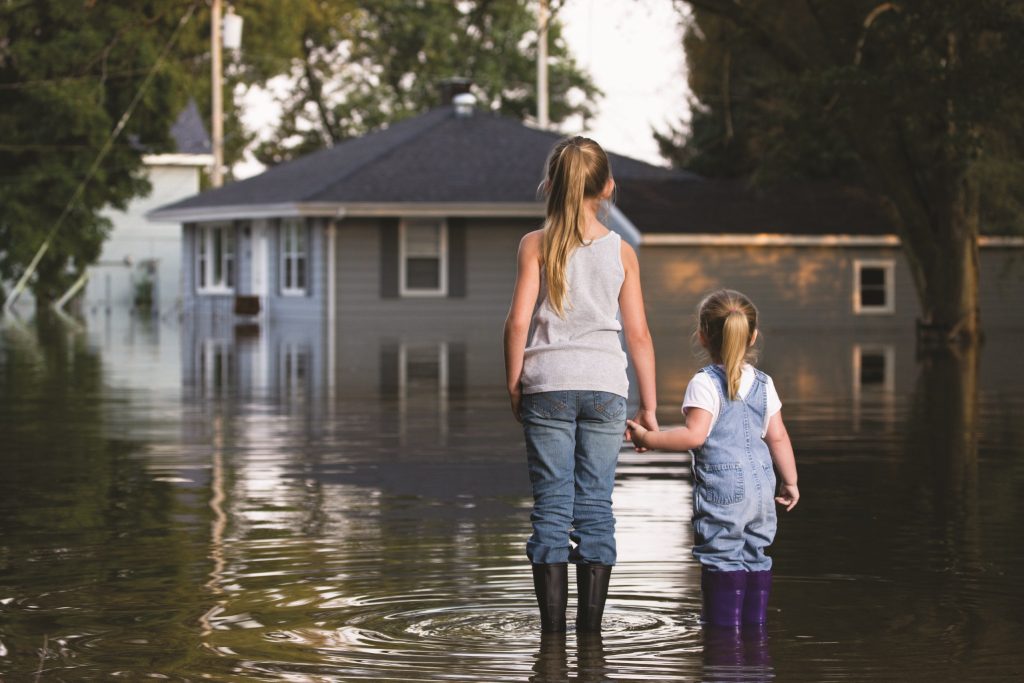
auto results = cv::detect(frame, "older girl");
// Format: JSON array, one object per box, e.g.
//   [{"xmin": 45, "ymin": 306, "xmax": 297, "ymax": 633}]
[
  {"xmin": 627, "ymin": 289, "xmax": 799, "ymax": 627},
  {"xmin": 504, "ymin": 136, "xmax": 658, "ymax": 633}
]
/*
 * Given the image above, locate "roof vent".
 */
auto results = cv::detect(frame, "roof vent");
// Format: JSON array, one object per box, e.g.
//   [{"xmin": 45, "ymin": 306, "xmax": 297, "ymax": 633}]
[{"xmin": 453, "ymin": 92, "xmax": 476, "ymax": 118}]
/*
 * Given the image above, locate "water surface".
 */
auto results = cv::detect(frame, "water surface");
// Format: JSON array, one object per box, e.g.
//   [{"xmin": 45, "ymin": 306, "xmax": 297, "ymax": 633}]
[{"xmin": 1, "ymin": 313, "xmax": 1022, "ymax": 681}]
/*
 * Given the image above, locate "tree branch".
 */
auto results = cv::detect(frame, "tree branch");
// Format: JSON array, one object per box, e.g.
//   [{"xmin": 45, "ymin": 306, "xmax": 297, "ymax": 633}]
[
  {"xmin": 300, "ymin": 36, "xmax": 339, "ymax": 146},
  {"xmin": 854, "ymin": 3, "xmax": 901, "ymax": 66},
  {"xmin": 682, "ymin": 0, "xmax": 810, "ymax": 74}
]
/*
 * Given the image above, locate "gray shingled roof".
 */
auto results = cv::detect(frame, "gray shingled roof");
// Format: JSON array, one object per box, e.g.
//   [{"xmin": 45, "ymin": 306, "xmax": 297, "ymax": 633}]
[
  {"xmin": 155, "ymin": 105, "xmax": 690, "ymax": 213},
  {"xmin": 153, "ymin": 104, "xmax": 898, "ymax": 236},
  {"xmin": 616, "ymin": 178, "xmax": 897, "ymax": 235}
]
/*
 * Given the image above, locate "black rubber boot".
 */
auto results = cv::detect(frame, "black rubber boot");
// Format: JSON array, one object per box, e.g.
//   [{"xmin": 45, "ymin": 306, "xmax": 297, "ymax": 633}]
[
  {"xmin": 575, "ymin": 564, "xmax": 612, "ymax": 632},
  {"xmin": 532, "ymin": 563, "xmax": 568, "ymax": 633}
]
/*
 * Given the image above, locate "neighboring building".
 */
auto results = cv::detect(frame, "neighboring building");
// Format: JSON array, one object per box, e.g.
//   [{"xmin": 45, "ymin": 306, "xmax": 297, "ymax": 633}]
[
  {"xmin": 615, "ymin": 177, "xmax": 1024, "ymax": 333},
  {"xmin": 614, "ymin": 177, "xmax": 1024, "ymax": 410},
  {"xmin": 85, "ymin": 101, "xmax": 212, "ymax": 314}
]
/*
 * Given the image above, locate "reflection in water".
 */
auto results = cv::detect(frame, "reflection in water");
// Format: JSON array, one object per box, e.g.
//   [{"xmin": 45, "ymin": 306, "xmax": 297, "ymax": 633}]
[
  {"xmin": 1, "ymin": 313, "xmax": 1023, "ymax": 680},
  {"xmin": 530, "ymin": 633, "xmax": 611, "ymax": 683},
  {"xmin": 531, "ymin": 633, "xmax": 570, "ymax": 682},
  {"xmin": 199, "ymin": 415, "xmax": 227, "ymax": 637},
  {"xmin": 702, "ymin": 626, "xmax": 773, "ymax": 682}
]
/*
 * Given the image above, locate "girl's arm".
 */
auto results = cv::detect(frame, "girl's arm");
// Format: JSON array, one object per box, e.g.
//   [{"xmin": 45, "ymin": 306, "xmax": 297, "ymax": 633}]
[
  {"xmin": 503, "ymin": 231, "xmax": 542, "ymax": 421},
  {"xmin": 618, "ymin": 241, "xmax": 659, "ymax": 446},
  {"xmin": 765, "ymin": 411, "xmax": 799, "ymax": 511},
  {"xmin": 626, "ymin": 408, "xmax": 711, "ymax": 452}
]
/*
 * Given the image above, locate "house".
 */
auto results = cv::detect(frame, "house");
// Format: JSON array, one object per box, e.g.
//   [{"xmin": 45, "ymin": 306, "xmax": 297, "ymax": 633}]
[
  {"xmin": 148, "ymin": 96, "xmax": 686, "ymax": 326},
  {"xmin": 85, "ymin": 100, "xmax": 212, "ymax": 314}
]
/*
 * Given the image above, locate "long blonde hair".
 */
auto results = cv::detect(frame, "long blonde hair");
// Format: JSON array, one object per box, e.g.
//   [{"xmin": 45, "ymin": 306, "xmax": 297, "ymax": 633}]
[
  {"xmin": 698, "ymin": 289, "xmax": 759, "ymax": 400},
  {"xmin": 540, "ymin": 136, "xmax": 611, "ymax": 317}
]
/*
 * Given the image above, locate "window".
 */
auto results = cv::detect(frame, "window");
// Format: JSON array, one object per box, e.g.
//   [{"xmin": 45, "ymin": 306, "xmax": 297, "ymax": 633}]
[
  {"xmin": 853, "ymin": 259, "xmax": 895, "ymax": 314},
  {"xmin": 280, "ymin": 219, "xmax": 308, "ymax": 295},
  {"xmin": 400, "ymin": 219, "xmax": 447, "ymax": 296},
  {"xmin": 196, "ymin": 223, "xmax": 235, "ymax": 293}
]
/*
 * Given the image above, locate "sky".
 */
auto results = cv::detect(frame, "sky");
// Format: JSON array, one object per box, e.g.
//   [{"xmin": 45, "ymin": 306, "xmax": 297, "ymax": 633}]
[
  {"xmin": 236, "ymin": 0, "xmax": 690, "ymax": 178},
  {"xmin": 557, "ymin": 0, "xmax": 689, "ymax": 167}
]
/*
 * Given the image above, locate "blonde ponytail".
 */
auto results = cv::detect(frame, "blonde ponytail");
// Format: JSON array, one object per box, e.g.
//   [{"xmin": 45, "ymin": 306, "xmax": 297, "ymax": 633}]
[
  {"xmin": 697, "ymin": 289, "xmax": 759, "ymax": 400},
  {"xmin": 721, "ymin": 311, "xmax": 750, "ymax": 400},
  {"xmin": 540, "ymin": 136, "xmax": 611, "ymax": 317}
]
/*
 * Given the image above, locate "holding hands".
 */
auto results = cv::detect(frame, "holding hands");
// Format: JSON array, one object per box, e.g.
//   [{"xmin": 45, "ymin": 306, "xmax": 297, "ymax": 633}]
[{"xmin": 625, "ymin": 410, "xmax": 658, "ymax": 452}]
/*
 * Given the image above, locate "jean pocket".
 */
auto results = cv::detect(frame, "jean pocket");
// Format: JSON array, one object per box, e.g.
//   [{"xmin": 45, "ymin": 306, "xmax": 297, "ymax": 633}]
[
  {"xmin": 592, "ymin": 392, "xmax": 626, "ymax": 421},
  {"xmin": 697, "ymin": 463, "xmax": 745, "ymax": 505},
  {"xmin": 522, "ymin": 392, "xmax": 571, "ymax": 420}
]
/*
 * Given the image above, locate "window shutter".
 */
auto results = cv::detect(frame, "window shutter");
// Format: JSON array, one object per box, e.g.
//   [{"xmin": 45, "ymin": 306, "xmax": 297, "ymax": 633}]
[
  {"xmin": 305, "ymin": 219, "xmax": 313, "ymax": 298},
  {"xmin": 447, "ymin": 217, "xmax": 467, "ymax": 298},
  {"xmin": 272, "ymin": 218, "xmax": 281, "ymax": 296},
  {"xmin": 380, "ymin": 218, "xmax": 400, "ymax": 299}
]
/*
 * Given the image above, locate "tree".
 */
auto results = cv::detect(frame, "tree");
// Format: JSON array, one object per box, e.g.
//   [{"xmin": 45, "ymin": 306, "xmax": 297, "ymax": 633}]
[
  {"xmin": 1, "ymin": 1, "xmax": 595, "ymax": 307},
  {"xmin": 661, "ymin": 1, "xmax": 1024, "ymax": 345},
  {"xmin": 245, "ymin": 0, "xmax": 598, "ymax": 166},
  {"xmin": 0, "ymin": 0, "xmax": 212, "ymax": 307}
]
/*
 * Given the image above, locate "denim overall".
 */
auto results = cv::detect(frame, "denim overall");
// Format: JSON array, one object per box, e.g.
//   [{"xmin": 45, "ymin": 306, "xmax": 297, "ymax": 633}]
[{"xmin": 691, "ymin": 365, "xmax": 777, "ymax": 572}]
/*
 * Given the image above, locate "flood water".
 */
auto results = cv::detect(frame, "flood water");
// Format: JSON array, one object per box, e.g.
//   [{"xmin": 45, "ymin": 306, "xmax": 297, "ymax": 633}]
[{"xmin": 1, "ymin": 312, "xmax": 1023, "ymax": 681}]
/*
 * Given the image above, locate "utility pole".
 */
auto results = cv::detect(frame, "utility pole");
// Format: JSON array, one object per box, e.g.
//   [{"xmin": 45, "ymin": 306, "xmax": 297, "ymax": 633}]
[
  {"xmin": 537, "ymin": 0, "xmax": 549, "ymax": 129},
  {"xmin": 211, "ymin": 0, "xmax": 224, "ymax": 187}
]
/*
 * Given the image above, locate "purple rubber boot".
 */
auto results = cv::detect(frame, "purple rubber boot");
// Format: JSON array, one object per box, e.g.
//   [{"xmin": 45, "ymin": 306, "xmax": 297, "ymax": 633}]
[
  {"xmin": 701, "ymin": 567, "xmax": 747, "ymax": 627},
  {"xmin": 742, "ymin": 570, "xmax": 772, "ymax": 625}
]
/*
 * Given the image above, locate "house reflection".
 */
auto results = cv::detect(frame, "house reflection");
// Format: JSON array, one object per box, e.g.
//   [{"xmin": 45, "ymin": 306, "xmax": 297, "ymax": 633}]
[
  {"xmin": 182, "ymin": 316, "xmax": 326, "ymax": 406},
  {"xmin": 177, "ymin": 309, "xmax": 977, "ymax": 442},
  {"xmin": 852, "ymin": 342, "xmax": 897, "ymax": 432}
]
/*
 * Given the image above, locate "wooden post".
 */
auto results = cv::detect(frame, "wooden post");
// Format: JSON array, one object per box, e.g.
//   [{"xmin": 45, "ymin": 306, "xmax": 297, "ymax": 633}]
[
  {"xmin": 537, "ymin": 0, "xmax": 549, "ymax": 128},
  {"xmin": 211, "ymin": 0, "xmax": 224, "ymax": 187}
]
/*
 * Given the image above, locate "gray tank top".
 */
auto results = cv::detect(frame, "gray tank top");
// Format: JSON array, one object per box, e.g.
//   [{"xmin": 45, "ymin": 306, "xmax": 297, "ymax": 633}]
[{"xmin": 521, "ymin": 231, "xmax": 628, "ymax": 398}]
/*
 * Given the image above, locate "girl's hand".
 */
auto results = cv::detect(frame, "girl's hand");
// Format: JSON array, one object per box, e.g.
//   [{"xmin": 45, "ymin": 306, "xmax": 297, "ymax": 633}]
[
  {"xmin": 509, "ymin": 388, "xmax": 522, "ymax": 423},
  {"xmin": 625, "ymin": 418, "xmax": 652, "ymax": 450},
  {"xmin": 775, "ymin": 483, "xmax": 799, "ymax": 511},
  {"xmin": 626, "ymin": 409, "xmax": 658, "ymax": 452}
]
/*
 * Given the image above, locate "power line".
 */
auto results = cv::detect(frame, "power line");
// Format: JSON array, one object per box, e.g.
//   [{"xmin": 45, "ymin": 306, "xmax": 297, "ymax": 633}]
[{"xmin": 3, "ymin": 0, "xmax": 203, "ymax": 313}]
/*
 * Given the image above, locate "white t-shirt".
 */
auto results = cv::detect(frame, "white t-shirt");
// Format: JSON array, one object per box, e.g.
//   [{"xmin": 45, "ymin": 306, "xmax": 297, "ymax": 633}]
[{"xmin": 682, "ymin": 364, "xmax": 782, "ymax": 438}]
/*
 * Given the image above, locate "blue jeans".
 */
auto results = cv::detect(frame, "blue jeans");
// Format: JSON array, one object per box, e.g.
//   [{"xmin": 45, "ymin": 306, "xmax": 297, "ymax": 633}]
[{"xmin": 522, "ymin": 390, "xmax": 627, "ymax": 565}]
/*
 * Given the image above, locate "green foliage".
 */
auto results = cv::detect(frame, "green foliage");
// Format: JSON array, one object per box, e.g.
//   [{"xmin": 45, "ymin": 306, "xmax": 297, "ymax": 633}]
[
  {"xmin": 0, "ymin": 0, "xmax": 207, "ymax": 304},
  {"xmin": 666, "ymin": 1, "xmax": 1024, "ymax": 234},
  {"xmin": 245, "ymin": 0, "xmax": 599, "ymax": 166}
]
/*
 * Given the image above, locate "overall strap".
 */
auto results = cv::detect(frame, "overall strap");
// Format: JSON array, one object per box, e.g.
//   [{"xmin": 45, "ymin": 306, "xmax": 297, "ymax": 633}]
[
  {"xmin": 744, "ymin": 367, "xmax": 770, "ymax": 423},
  {"xmin": 701, "ymin": 364, "xmax": 728, "ymax": 401}
]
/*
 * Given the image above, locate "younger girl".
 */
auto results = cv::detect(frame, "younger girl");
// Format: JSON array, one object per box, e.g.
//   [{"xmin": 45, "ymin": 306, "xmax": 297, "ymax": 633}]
[
  {"xmin": 504, "ymin": 136, "xmax": 658, "ymax": 633},
  {"xmin": 627, "ymin": 289, "xmax": 798, "ymax": 627}
]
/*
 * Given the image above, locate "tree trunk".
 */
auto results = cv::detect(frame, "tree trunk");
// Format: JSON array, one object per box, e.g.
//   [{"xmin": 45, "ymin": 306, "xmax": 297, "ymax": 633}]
[
  {"xmin": 854, "ymin": 125, "xmax": 983, "ymax": 350},
  {"xmin": 914, "ymin": 175, "xmax": 982, "ymax": 349}
]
